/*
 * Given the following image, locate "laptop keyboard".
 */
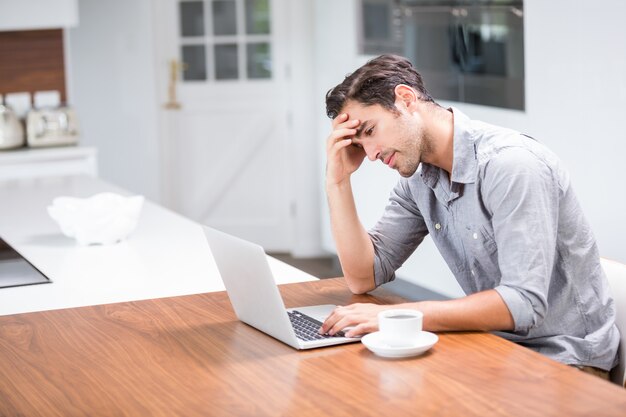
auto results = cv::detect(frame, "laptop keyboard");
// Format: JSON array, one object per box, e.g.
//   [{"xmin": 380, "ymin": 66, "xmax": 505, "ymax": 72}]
[{"xmin": 288, "ymin": 310, "xmax": 345, "ymax": 341}]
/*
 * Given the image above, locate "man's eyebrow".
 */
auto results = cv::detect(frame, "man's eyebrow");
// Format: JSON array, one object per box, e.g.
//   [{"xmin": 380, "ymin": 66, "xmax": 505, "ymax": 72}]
[{"xmin": 354, "ymin": 120, "xmax": 370, "ymax": 138}]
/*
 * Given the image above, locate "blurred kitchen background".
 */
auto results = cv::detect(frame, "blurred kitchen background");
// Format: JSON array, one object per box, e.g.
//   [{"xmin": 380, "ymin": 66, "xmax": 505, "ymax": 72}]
[{"xmin": 1, "ymin": 0, "xmax": 625, "ymax": 297}]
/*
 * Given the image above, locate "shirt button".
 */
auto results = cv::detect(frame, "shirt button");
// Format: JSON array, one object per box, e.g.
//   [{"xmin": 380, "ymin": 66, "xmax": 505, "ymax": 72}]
[
  {"xmin": 473, "ymin": 232, "xmax": 478, "ymax": 239},
  {"xmin": 435, "ymin": 223, "xmax": 441, "ymax": 230}
]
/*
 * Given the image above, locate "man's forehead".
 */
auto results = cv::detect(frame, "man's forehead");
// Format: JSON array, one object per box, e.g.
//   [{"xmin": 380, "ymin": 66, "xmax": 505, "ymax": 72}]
[{"xmin": 340, "ymin": 101, "xmax": 386, "ymax": 118}]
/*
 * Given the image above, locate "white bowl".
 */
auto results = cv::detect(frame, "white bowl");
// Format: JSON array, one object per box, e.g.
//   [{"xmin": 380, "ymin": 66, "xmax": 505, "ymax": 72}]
[{"xmin": 47, "ymin": 192, "xmax": 144, "ymax": 245}]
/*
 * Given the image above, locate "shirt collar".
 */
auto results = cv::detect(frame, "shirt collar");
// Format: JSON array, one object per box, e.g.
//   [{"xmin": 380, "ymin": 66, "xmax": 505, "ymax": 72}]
[{"xmin": 420, "ymin": 107, "xmax": 478, "ymax": 186}]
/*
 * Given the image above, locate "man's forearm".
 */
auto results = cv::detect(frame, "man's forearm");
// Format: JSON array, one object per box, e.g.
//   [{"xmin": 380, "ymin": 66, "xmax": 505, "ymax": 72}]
[
  {"xmin": 321, "ymin": 289, "xmax": 515, "ymax": 337},
  {"xmin": 327, "ymin": 180, "xmax": 375, "ymax": 294},
  {"xmin": 399, "ymin": 289, "xmax": 515, "ymax": 332}
]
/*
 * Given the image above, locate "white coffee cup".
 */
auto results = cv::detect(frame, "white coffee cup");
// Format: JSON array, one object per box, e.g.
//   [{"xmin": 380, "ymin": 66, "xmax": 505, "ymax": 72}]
[{"xmin": 378, "ymin": 309, "xmax": 423, "ymax": 347}]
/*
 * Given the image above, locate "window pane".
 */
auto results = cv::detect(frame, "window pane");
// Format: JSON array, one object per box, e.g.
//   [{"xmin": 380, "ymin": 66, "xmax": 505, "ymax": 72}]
[
  {"xmin": 182, "ymin": 45, "xmax": 207, "ymax": 80},
  {"xmin": 246, "ymin": 42, "xmax": 271, "ymax": 79},
  {"xmin": 214, "ymin": 44, "xmax": 239, "ymax": 80},
  {"xmin": 180, "ymin": 1, "xmax": 204, "ymax": 37},
  {"xmin": 245, "ymin": 0, "xmax": 270, "ymax": 34},
  {"xmin": 213, "ymin": 0, "xmax": 237, "ymax": 35}
]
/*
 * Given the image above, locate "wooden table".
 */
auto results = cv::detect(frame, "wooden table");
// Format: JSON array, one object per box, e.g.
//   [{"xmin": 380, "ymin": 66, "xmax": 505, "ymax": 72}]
[{"xmin": 1, "ymin": 278, "xmax": 625, "ymax": 416}]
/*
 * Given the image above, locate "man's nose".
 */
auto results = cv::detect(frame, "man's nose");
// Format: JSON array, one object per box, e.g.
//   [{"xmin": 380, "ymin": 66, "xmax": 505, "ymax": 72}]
[{"xmin": 363, "ymin": 143, "xmax": 380, "ymax": 161}]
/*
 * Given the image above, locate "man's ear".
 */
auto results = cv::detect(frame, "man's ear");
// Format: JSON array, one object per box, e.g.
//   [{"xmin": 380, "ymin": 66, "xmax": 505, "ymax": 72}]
[{"xmin": 394, "ymin": 84, "xmax": 418, "ymax": 112}]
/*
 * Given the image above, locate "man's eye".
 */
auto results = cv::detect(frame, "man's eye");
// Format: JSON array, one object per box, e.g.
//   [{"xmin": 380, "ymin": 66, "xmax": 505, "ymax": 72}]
[{"xmin": 365, "ymin": 127, "xmax": 374, "ymax": 136}]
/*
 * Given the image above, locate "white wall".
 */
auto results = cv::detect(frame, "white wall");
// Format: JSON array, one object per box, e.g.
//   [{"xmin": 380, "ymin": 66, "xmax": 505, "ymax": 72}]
[
  {"xmin": 316, "ymin": 0, "xmax": 626, "ymax": 297},
  {"xmin": 67, "ymin": 0, "xmax": 160, "ymax": 200},
  {"xmin": 0, "ymin": 0, "xmax": 78, "ymax": 31}
]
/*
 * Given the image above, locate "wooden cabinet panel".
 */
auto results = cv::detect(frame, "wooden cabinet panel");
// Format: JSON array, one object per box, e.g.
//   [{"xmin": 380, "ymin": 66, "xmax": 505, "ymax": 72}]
[{"xmin": 0, "ymin": 29, "xmax": 67, "ymax": 104}]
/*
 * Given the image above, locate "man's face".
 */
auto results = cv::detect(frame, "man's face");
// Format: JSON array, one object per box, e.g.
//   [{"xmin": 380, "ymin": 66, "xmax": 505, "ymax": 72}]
[{"xmin": 341, "ymin": 100, "xmax": 425, "ymax": 178}]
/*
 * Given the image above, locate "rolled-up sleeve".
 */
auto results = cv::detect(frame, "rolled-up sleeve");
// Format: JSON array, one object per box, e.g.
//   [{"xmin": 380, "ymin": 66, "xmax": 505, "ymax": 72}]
[
  {"xmin": 369, "ymin": 178, "xmax": 429, "ymax": 287},
  {"xmin": 482, "ymin": 147, "xmax": 561, "ymax": 333}
]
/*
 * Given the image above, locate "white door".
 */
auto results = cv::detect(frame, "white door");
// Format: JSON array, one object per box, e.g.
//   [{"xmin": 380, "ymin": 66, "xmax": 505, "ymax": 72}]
[{"xmin": 153, "ymin": 0, "xmax": 293, "ymax": 251}]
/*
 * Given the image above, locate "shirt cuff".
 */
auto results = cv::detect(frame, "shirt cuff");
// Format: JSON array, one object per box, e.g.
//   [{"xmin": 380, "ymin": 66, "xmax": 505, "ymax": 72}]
[
  {"xmin": 494, "ymin": 285, "xmax": 534, "ymax": 332},
  {"xmin": 373, "ymin": 254, "xmax": 395, "ymax": 288}
]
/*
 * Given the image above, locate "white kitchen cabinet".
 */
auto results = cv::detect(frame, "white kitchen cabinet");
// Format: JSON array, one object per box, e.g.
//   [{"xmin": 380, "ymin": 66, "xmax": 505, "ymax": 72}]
[
  {"xmin": 0, "ymin": 0, "xmax": 78, "ymax": 31},
  {"xmin": 0, "ymin": 146, "xmax": 97, "ymax": 181}
]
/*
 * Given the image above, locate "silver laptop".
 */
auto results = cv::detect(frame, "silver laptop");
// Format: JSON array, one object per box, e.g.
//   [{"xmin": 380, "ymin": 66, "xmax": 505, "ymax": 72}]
[{"xmin": 203, "ymin": 226, "xmax": 360, "ymax": 349}]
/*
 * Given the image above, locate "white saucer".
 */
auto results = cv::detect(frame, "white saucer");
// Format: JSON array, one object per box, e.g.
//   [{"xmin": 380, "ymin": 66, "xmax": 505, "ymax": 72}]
[{"xmin": 361, "ymin": 331, "xmax": 438, "ymax": 358}]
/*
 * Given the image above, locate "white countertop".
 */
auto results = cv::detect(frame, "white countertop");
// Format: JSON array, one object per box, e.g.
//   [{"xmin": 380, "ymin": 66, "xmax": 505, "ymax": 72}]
[
  {"xmin": 0, "ymin": 146, "xmax": 98, "ymax": 181},
  {"xmin": 0, "ymin": 146, "xmax": 96, "ymax": 164},
  {"xmin": 0, "ymin": 175, "xmax": 315, "ymax": 316}
]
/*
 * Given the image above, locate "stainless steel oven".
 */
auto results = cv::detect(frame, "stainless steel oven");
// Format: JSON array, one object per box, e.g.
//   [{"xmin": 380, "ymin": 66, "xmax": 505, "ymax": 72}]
[{"xmin": 360, "ymin": 0, "xmax": 525, "ymax": 110}]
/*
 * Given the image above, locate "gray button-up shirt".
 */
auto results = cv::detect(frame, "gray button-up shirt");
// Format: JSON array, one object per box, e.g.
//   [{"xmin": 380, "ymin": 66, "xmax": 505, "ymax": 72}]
[{"xmin": 369, "ymin": 108, "xmax": 619, "ymax": 370}]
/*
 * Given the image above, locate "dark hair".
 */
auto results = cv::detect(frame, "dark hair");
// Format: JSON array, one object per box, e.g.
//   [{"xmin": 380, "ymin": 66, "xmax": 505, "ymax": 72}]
[{"xmin": 325, "ymin": 54, "xmax": 435, "ymax": 119}]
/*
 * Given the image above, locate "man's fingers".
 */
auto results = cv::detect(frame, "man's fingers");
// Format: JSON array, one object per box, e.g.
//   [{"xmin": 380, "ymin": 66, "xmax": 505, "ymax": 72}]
[
  {"xmin": 327, "ymin": 127, "xmax": 356, "ymax": 142},
  {"xmin": 319, "ymin": 308, "xmax": 341, "ymax": 334},
  {"xmin": 331, "ymin": 113, "xmax": 348, "ymax": 128},
  {"xmin": 327, "ymin": 315, "xmax": 361, "ymax": 336},
  {"xmin": 325, "ymin": 307, "xmax": 369, "ymax": 335},
  {"xmin": 336, "ymin": 118, "xmax": 360, "ymax": 132},
  {"xmin": 345, "ymin": 322, "xmax": 376, "ymax": 338},
  {"xmin": 326, "ymin": 130, "xmax": 355, "ymax": 152},
  {"xmin": 331, "ymin": 116, "xmax": 360, "ymax": 134},
  {"xmin": 331, "ymin": 139, "xmax": 354, "ymax": 155},
  {"xmin": 320, "ymin": 306, "xmax": 351, "ymax": 334},
  {"xmin": 326, "ymin": 117, "xmax": 360, "ymax": 154}
]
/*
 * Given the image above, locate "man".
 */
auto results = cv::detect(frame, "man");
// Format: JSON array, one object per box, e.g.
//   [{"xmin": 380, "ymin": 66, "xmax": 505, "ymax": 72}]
[{"xmin": 319, "ymin": 54, "xmax": 619, "ymax": 376}]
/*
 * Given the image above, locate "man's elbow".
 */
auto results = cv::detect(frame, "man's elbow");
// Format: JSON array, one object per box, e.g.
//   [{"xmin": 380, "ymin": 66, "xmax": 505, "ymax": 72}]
[{"xmin": 345, "ymin": 276, "xmax": 375, "ymax": 295}]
